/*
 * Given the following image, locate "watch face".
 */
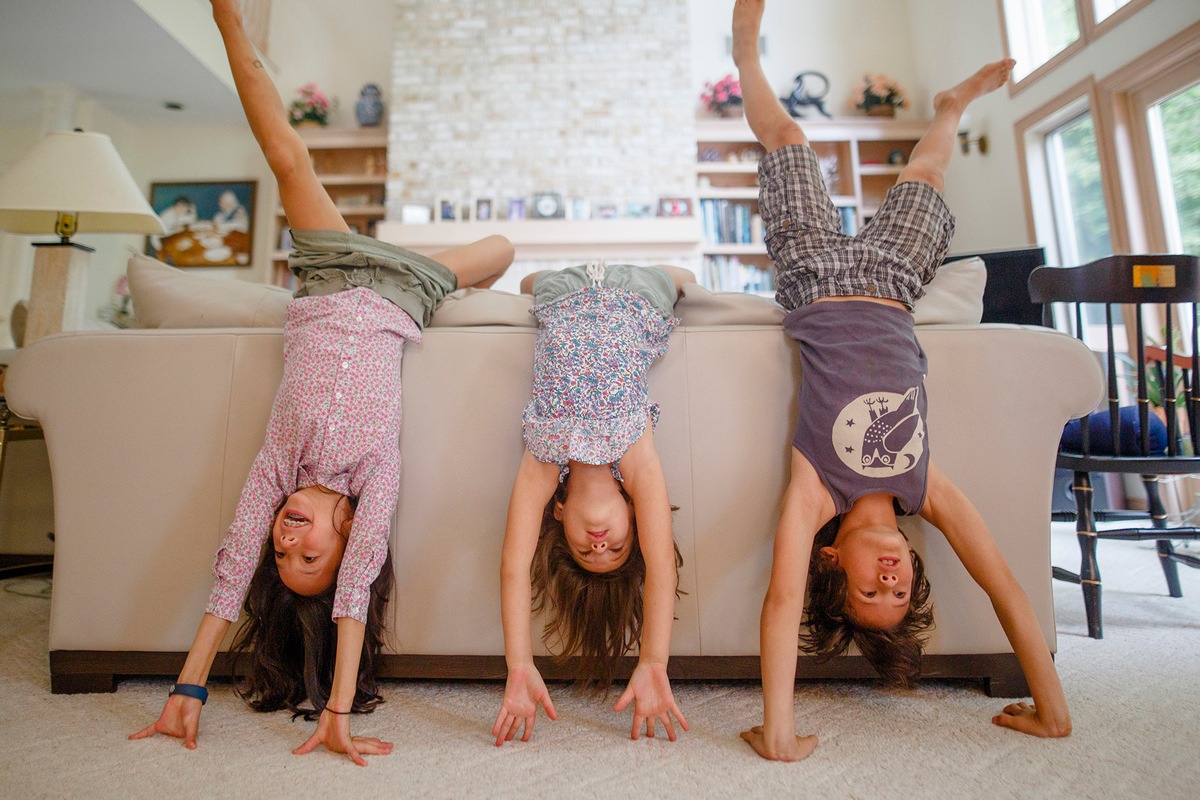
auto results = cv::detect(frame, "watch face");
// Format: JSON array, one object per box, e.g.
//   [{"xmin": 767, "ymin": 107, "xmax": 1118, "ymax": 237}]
[{"xmin": 532, "ymin": 192, "xmax": 564, "ymax": 219}]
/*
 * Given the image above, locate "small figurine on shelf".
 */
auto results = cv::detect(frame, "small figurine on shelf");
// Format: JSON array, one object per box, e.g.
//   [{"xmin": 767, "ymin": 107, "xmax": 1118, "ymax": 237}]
[
  {"xmin": 355, "ymin": 83, "xmax": 384, "ymax": 127},
  {"xmin": 780, "ymin": 71, "xmax": 832, "ymax": 119}
]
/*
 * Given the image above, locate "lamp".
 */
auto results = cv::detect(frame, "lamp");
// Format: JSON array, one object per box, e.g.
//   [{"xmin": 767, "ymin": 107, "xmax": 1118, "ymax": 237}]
[{"xmin": 0, "ymin": 130, "xmax": 164, "ymax": 344}]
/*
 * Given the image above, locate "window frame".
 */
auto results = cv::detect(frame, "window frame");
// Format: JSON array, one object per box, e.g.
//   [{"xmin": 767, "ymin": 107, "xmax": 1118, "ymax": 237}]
[{"xmin": 996, "ymin": 0, "xmax": 1156, "ymax": 95}]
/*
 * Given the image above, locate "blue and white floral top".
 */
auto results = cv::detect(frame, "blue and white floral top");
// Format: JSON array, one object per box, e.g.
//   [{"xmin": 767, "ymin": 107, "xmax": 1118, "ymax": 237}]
[{"xmin": 522, "ymin": 269, "xmax": 676, "ymax": 470}]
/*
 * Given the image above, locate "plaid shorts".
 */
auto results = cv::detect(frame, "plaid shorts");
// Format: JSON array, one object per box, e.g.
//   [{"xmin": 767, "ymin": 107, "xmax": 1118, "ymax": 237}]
[{"xmin": 760, "ymin": 145, "xmax": 956, "ymax": 310}]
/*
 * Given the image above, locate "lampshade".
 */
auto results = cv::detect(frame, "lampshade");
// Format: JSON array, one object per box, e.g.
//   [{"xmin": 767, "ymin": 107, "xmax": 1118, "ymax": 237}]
[{"xmin": 0, "ymin": 130, "xmax": 164, "ymax": 236}]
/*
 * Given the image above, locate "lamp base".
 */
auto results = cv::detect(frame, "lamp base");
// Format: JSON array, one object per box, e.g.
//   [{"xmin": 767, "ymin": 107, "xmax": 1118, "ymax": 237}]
[{"xmin": 25, "ymin": 242, "xmax": 93, "ymax": 345}]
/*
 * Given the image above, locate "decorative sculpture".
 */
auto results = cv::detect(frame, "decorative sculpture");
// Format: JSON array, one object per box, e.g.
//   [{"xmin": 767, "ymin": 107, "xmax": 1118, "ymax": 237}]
[{"xmin": 781, "ymin": 71, "xmax": 832, "ymax": 120}]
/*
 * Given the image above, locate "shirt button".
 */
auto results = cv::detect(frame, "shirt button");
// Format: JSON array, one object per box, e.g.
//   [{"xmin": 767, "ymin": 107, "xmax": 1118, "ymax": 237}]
[
  {"xmin": 336, "ymin": 392, "xmax": 343, "ymax": 400},
  {"xmin": 356, "ymin": 316, "xmax": 363, "ymax": 322},
  {"xmin": 341, "ymin": 361, "xmax": 349, "ymax": 369},
  {"xmin": 348, "ymin": 335, "xmax": 356, "ymax": 343}
]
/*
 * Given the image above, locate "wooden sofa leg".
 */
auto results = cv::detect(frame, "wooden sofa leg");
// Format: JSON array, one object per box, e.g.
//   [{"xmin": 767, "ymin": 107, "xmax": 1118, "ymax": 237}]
[
  {"xmin": 984, "ymin": 673, "xmax": 1031, "ymax": 698},
  {"xmin": 51, "ymin": 671, "xmax": 117, "ymax": 694}
]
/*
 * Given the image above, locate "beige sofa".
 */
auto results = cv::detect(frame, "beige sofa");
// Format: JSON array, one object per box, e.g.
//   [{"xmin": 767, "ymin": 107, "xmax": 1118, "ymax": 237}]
[{"xmin": 5, "ymin": 256, "xmax": 1103, "ymax": 697}]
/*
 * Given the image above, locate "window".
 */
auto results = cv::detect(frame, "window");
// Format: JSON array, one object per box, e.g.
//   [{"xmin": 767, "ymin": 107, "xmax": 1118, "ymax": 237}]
[
  {"xmin": 1092, "ymin": 0, "xmax": 1134, "ymax": 25},
  {"xmin": 999, "ymin": 0, "xmax": 1154, "ymax": 89},
  {"xmin": 1147, "ymin": 82, "xmax": 1200, "ymax": 255},
  {"xmin": 1001, "ymin": 0, "xmax": 1082, "ymax": 82},
  {"xmin": 1045, "ymin": 111, "xmax": 1113, "ymax": 266}
]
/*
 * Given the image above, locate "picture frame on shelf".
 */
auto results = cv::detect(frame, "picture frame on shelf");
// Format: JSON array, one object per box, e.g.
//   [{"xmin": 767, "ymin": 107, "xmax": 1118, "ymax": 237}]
[
  {"xmin": 459, "ymin": 201, "xmax": 473, "ymax": 223},
  {"xmin": 625, "ymin": 202, "xmax": 653, "ymax": 219},
  {"xmin": 278, "ymin": 224, "xmax": 293, "ymax": 252},
  {"xmin": 436, "ymin": 197, "xmax": 456, "ymax": 222},
  {"xmin": 566, "ymin": 196, "xmax": 590, "ymax": 221},
  {"xmin": 531, "ymin": 192, "xmax": 565, "ymax": 219},
  {"xmin": 506, "ymin": 197, "xmax": 526, "ymax": 220},
  {"xmin": 657, "ymin": 197, "xmax": 694, "ymax": 217},
  {"xmin": 474, "ymin": 197, "xmax": 494, "ymax": 222},
  {"xmin": 147, "ymin": 179, "xmax": 256, "ymax": 268},
  {"xmin": 400, "ymin": 204, "xmax": 432, "ymax": 224},
  {"xmin": 593, "ymin": 203, "xmax": 619, "ymax": 220}
]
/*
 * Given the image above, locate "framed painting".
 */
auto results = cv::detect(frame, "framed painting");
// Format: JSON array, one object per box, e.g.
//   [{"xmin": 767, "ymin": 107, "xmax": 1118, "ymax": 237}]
[{"xmin": 147, "ymin": 180, "xmax": 256, "ymax": 267}]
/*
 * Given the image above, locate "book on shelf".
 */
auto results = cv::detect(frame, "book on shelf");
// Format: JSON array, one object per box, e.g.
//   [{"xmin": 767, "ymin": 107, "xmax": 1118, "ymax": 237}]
[
  {"xmin": 701, "ymin": 255, "xmax": 775, "ymax": 295},
  {"xmin": 838, "ymin": 206, "xmax": 856, "ymax": 236}
]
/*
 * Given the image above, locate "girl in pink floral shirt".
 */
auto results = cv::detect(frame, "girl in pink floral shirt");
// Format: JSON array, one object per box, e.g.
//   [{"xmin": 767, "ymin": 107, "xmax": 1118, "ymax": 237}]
[{"xmin": 132, "ymin": 0, "xmax": 512, "ymax": 766}]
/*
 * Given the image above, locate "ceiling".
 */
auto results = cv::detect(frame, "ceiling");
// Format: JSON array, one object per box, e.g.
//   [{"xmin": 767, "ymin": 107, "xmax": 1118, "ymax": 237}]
[{"xmin": 0, "ymin": 0, "xmax": 244, "ymax": 129}]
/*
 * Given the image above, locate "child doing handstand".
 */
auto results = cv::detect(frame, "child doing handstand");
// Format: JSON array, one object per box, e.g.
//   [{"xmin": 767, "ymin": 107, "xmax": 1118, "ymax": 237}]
[
  {"xmin": 492, "ymin": 261, "xmax": 694, "ymax": 745},
  {"xmin": 731, "ymin": 0, "xmax": 1071, "ymax": 762},
  {"xmin": 131, "ymin": 0, "xmax": 513, "ymax": 766}
]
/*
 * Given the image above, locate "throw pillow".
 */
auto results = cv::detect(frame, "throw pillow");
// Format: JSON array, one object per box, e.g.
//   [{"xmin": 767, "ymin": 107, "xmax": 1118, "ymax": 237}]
[
  {"xmin": 674, "ymin": 283, "xmax": 784, "ymax": 326},
  {"xmin": 127, "ymin": 254, "xmax": 291, "ymax": 329},
  {"xmin": 912, "ymin": 256, "xmax": 986, "ymax": 325},
  {"xmin": 428, "ymin": 288, "xmax": 535, "ymax": 327}
]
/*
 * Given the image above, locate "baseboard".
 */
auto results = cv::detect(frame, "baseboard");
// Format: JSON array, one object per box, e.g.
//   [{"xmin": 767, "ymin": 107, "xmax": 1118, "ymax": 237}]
[{"xmin": 49, "ymin": 651, "xmax": 1028, "ymax": 698}]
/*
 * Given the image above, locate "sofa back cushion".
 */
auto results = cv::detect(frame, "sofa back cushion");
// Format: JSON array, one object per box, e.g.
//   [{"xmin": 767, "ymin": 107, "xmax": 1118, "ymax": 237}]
[{"xmin": 126, "ymin": 253, "xmax": 986, "ymax": 330}]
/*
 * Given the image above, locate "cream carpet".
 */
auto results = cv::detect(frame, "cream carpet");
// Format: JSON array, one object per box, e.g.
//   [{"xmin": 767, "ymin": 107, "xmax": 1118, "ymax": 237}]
[{"xmin": 1, "ymin": 525, "xmax": 1197, "ymax": 800}]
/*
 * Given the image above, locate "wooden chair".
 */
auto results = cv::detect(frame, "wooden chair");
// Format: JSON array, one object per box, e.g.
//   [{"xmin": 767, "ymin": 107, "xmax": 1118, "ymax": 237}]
[{"xmin": 1029, "ymin": 254, "xmax": 1200, "ymax": 639}]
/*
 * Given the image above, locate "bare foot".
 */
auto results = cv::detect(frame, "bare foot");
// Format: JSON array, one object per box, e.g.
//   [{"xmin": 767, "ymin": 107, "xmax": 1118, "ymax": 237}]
[
  {"xmin": 731, "ymin": 0, "xmax": 765, "ymax": 67},
  {"xmin": 933, "ymin": 59, "xmax": 1016, "ymax": 114}
]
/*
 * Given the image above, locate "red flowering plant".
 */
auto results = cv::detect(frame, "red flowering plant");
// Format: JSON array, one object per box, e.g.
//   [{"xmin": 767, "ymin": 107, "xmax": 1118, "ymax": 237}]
[
  {"xmin": 289, "ymin": 83, "xmax": 332, "ymax": 126},
  {"xmin": 701, "ymin": 74, "xmax": 743, "ymax": 116}
]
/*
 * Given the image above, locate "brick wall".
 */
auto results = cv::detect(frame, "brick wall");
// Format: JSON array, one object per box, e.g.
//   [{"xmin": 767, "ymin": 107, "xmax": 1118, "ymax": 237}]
[{"xmin": 386, "ymin": 0, "xmax": 694, "ymax": 221}]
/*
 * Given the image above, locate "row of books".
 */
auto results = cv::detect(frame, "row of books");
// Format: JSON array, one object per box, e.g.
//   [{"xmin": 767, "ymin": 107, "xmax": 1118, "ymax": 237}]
[
  {"xmin": 699, "ymin": 199, "xmax": 762, "ymax": 245},
  {"xmin": 701, "ymin": 200, "xmax": 858, "ymax": 245},
  {"xmin": 700, "ymin": 256, "xmax": 775, "ymax": 294}
]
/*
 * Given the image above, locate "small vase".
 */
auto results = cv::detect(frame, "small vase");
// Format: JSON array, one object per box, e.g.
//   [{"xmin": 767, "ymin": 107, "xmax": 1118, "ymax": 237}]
[
  {"xmin": 293, "ymin": 119, "xmax": 325, "ymax": 129},
  {"xmin": 355, "ymin": 83, "xmax": 384, "ymax": 127},
  {"xmin": 717, "ymin": 104, "xmax": 744, "ymax": 118},
  {"xmin": 866, "ymin": 105, "xmax": 896, "ymax": 118}
]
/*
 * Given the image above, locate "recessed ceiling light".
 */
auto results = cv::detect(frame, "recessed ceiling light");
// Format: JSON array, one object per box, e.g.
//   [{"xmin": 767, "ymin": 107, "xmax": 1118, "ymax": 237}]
[{"xmin": 163, "ymin": 102, "xmax": 184, "ymax": 111}]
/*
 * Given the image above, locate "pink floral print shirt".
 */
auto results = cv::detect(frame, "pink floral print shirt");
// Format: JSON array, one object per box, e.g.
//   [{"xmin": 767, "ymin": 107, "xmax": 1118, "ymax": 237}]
[
  {"xmin": 522, "ymin": 286, "xmax": 675, "ymax": 466},
  {"xmin": 206, "ymin": 287, "xmax": 419, "ymax": 624}
]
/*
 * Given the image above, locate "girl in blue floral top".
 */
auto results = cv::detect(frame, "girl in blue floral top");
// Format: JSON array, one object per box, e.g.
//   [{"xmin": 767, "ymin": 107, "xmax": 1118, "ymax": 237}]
[{"xmin": 493, "ymin": 261, "xmax": 694, "ymax": 747}]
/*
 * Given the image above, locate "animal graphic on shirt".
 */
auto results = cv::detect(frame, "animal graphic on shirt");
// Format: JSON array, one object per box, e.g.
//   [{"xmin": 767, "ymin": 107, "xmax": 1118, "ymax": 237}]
[{"xmin": 832, "ymin": 386, "xmax": 926, "ymax": 478}]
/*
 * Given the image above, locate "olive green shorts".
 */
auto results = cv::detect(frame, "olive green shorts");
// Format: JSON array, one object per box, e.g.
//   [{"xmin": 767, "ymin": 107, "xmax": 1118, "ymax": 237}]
[
  {"xmin": 288, "ymin": 229, "xmax": 457, "ymax": 329},
  {"xmin": 532, "ymin": 263, "xmax": 676, "ymax": 319}
]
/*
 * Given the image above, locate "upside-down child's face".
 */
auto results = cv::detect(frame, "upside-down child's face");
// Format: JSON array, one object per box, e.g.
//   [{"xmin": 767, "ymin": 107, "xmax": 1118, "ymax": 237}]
[
  {"xmin": 554, "ymin": 474, "xmax": 635, "ymax": 574},
  {"xmin": 272, "ymin": 485, "xmax": 351, "ymax": 595},
  {"xmin": 820, "ymin": 524, "xmax": 915, "ymax": 630}
]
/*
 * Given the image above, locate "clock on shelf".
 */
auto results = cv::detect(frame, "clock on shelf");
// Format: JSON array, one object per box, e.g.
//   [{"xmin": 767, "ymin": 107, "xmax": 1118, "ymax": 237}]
[{"xmin": 531, "ymin": 192, "xmax": 565, "ymax": 219}]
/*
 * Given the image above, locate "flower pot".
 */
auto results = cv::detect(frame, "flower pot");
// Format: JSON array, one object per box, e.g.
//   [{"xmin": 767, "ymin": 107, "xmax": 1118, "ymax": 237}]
[
  {"xmin": 865, "ymin": 105, "xmax": 896, "ymax": 118},
  {"xmin": 293, "ymin": 120, "xmax": 326, "ymax": 129}
]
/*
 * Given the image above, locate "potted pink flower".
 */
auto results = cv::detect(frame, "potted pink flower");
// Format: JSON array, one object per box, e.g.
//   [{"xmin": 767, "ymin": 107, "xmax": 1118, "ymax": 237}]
[
  {"xmin": 289, "ymin": 83, "xmax": 332, "ymax": 127},
  {"xmin": 701, "ymin": 74, "xmax": 743, "ymax": 117},
  {"xmin": 851, "ymin": 74, "xmax": 908, "ymax": 117}
]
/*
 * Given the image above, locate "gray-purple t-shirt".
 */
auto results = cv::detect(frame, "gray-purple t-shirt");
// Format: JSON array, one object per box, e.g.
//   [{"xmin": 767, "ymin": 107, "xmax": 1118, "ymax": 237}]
[{"xmin": 784, "ymin": 300, "xmax": 930, "ymax": 516}]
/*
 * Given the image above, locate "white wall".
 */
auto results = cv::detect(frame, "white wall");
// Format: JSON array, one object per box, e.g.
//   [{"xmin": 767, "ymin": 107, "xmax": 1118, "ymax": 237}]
[
  {"xmin": 268, "ymin": 0, "xmax": 396, "ymax": 130},
  {"xmin": 688, "ymin": 0, "xmax": 920, "ymax": 119},
  {"xmin": 908, "ymin": 0, "xmax": 1200, "ymax": 254}
]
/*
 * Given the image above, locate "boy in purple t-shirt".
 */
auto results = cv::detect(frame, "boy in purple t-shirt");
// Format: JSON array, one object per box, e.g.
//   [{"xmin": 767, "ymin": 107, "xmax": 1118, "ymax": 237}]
[{"xmin": 732, "ymin": 0, "xmax": 1070, "ymax": 764}]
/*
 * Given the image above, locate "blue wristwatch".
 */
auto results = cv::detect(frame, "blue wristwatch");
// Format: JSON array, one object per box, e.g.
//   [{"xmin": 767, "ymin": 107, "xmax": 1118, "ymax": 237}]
[{"xmin": 169, "ymin": 682, "xmax": 208, "ymax": 705}]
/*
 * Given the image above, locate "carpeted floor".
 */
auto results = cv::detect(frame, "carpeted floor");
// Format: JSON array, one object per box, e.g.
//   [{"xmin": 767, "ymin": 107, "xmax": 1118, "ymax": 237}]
[{"xmin": 0, "ymin": 525, "xmax": 1197, "ymax": 799}]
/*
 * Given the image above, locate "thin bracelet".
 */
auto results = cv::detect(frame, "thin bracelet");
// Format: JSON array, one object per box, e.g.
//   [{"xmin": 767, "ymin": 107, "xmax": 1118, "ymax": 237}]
[{"xmin": 324, "ymin": 706, "xmax": 353, "ymax": 715}]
